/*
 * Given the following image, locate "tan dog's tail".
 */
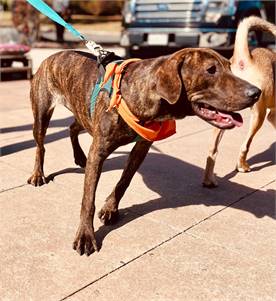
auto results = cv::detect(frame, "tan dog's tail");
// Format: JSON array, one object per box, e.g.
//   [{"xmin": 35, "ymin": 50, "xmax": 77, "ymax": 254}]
[{"xmin": 233, "ymin": 16, "xmax": 276, "ymax": 65}]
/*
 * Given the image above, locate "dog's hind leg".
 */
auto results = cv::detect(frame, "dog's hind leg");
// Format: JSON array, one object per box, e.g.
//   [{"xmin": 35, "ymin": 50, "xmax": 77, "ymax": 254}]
[
  {"xmin": 98, "ymin": 140, "xmax": 152, "ymax": 225},
  {"xmin": 237, "ymin": 102, "xmax": 266, "ymax": 172},
  {"xmin": 28, "ymin": 84, "xmax": 55, "ymax": 186},
  {"xmin": 70, "ymin": 119, "xmax": 87, "ymax": 168}
]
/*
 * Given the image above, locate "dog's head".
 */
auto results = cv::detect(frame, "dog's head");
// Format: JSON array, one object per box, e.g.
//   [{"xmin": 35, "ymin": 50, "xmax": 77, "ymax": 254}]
[{"xmin": 156, "ymin": 48, "xmax": 261, "ymax": 129}]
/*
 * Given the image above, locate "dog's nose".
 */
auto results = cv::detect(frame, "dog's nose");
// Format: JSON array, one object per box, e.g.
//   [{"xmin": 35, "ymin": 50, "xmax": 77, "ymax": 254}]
[{"xmin": 245, "ymin": 86, "xmax": 261, "ymax": 101}]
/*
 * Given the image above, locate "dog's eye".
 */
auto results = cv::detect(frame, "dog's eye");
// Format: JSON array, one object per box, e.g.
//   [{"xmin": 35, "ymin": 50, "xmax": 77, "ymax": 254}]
[{"xmin": 207, "ymin": 65, "xmax": 216, "ymax": 75}]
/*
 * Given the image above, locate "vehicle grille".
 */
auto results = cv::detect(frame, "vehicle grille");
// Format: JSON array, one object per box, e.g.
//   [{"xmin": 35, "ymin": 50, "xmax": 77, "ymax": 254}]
[{"xmin": 134, "ymin": 0, "xmax": 205, "ymax": 24}]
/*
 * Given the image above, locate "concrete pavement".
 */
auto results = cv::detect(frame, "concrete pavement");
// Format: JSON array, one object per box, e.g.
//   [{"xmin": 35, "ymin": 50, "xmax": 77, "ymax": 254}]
[{"xmin": 0, "ymin": 50, "xmax": 275, "ymax": 301}]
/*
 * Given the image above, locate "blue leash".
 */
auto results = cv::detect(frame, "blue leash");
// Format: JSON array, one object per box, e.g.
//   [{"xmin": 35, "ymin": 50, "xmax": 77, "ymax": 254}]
[
  {"xmin": 27, "ymin": 0, "xmax": 114, "ymax": 57},
  {"xmin": 27, "ymin": 0, "xmax": 123, "ymax": 118},
  {"xmin": 27, "ymin": 0, "xmax": 87, "ymax": 42},
  {"xmin": 27, "ymin": 0, "xmax": 112, "ymax": 58}
]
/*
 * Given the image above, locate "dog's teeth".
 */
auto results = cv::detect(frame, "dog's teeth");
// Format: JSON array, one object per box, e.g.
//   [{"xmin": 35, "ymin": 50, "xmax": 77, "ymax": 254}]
[{"xmin": 225, "ymin": 118, "xmax": 231, "ymax": 123}]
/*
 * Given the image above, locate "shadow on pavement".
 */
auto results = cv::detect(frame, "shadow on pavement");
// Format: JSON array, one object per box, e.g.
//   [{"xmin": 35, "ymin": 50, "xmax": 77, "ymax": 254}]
[
  {"xmin": 1, "ymin": 116, "xmax": 74, "ymax": 134},
  {"xmin": 1, "ymin": 116, "xmax": 74, "ymax": 156},
  {"xmin": 45, "ymin": 147, "xmax": 275, "ymax": 252},
  {"xmin": 248, "ymin": 142, "xmax": 276, "ymax": 171},
  {"xmin": 221, "ymin": 142, "xmax": 275, "ymax": 180},
  {"xmin": 1, "ymin": 129, "xmax": 70, "ymax": 156},
  {"xmin": 96, "ymin": 151, "xmax": 275, "ymax": 250}
]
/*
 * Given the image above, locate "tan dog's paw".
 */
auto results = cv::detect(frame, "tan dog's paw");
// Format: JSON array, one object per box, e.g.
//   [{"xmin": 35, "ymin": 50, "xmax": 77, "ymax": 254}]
[
  {"xmin": 73, "ymin": 224, "xmax": 98, "ymax": 256},
  {"xmin": 98, "ymin": 206, "xmax": 119, "ymax": 225},
  {"xmin": 27, "ymin": 172, "xmax": 47, "ymax": 186},
  {"xmin": 202, "ymin": 174, "xmax": 218, "ymax": 188},
  {"xmin": 237, "ymin": 161, "xmax": 251, "ymax": 173},
  {"xmin": 202, "ymin": 180, "xmax": 218, "ymax": 188}
]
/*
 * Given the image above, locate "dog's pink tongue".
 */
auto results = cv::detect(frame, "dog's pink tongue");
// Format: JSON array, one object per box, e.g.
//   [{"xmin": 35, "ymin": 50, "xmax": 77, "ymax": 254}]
[{"xmin": 217, "ymin": 112, "xmax": 243, "ymax": 127}]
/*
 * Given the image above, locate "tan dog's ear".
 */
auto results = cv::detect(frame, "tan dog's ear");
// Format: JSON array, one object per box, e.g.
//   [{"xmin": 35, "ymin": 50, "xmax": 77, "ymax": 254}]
[{"xmin": 156, "ymin": 57, "xmax": 182, "ymax": 104}]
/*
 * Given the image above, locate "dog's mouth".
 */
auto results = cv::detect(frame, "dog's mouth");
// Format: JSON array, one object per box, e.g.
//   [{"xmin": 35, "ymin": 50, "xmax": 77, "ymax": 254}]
[{"xmin": 191, "ymin": 102, "xmax": 243, "ymax": 129}]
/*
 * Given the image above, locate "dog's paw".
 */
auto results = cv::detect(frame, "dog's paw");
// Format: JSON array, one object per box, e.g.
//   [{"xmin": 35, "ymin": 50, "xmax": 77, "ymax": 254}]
[
  {"xmin": 73, "ymin": 224, "xmax": 98, "ymax": 256},
  {"xmin": 237, "ymin": 161, "xmax": 251, "ymax": 173},
  {"xmin": 202, "ymin": 180, "xmax": 218, "ymax": 188},
  {"xmin": 202, "ymin": 175, "xmax": 218, "ymax": 188},
  {"xmin": 74, "ymin": 148, "xmax": 87, "ymax": 168},
  {"xmin": 98, "ymin": 206, "xmax": 119, "ymax": 225},
  {"xmin": 27, "ymin": 172, "xmax": 47, "ymax": 186},
  {"xmin": 74, "ymin": 154, "xmax": 87, "ymax": 168}
]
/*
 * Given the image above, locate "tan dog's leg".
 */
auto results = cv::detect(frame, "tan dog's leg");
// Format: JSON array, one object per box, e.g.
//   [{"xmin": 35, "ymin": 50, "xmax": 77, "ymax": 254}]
[
  {"xmin": 237, "ymin": 101, "xmax": 266, "ymax": 172},
  {"xmin": 203, "ymin": 128, "xmax": 225, "ymax": 187}
]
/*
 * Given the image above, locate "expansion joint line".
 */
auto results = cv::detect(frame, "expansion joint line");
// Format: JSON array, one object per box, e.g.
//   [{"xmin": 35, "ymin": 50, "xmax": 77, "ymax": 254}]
[{"xmin": 59, "ymin": 178, "xmax": 275, "ymax": 301}]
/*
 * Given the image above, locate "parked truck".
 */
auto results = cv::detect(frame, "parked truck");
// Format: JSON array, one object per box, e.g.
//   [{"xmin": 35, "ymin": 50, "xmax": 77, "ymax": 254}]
[{"xmin": 120, "ymin": 0, "xmax": 268, "ymax": 57}]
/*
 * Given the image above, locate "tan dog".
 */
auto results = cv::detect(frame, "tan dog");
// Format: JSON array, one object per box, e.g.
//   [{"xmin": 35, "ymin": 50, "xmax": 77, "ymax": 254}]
[{"xmin": 203, "ymin": 16, "xmax": 276, "ymax": 187}]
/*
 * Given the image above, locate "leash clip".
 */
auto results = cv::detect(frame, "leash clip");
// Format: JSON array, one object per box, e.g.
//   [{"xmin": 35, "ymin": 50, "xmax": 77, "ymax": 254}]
[{"xmin": 85, "ymin": 40, "xmax": 102, "ymax": 56}]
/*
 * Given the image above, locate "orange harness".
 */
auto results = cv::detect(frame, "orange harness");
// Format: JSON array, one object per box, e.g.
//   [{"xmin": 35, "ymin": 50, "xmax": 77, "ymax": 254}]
[{"xmin": 101, "ymin": 59, "xmax": 176, "ymax": 142}]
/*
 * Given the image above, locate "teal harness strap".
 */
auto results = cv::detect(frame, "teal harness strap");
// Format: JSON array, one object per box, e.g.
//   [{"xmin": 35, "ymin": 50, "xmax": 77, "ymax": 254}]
[
  {"xmin": 90, "ymin": 76, "xmax": 113, "ymax": 115},
  {"xmin": 90, "ymin": 60, "xmax": 123, "ymax": 116},
  {"xmin": 89, "ymin": 60, "xmax": 143, "ymax": 142}
]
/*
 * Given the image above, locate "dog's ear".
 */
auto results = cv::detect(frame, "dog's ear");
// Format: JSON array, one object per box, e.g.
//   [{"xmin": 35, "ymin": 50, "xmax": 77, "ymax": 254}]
[{"xmin": 155, "ymin": 56, "xmax": 183, "ymax": 104}]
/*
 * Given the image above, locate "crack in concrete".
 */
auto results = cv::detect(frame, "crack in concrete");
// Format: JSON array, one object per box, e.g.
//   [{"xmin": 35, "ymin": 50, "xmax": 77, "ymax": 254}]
[
  {"xmin": 59, "ymin": 179, "xmax": 275, "ymax": 301},
  {"xmin": 0, "ymin": 183, "xmax": 28, "ymax": 194}
]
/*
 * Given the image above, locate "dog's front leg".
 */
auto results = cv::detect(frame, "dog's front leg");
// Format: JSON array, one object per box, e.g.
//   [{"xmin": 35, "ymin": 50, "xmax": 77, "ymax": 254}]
[
  {"xmin": 98, "ymin": 140, "xmax": 152, "ymax": 225},
  {"xmin": 73, "ymin": 141, "xmax": 108, "ymax": 256},
  {"xmin": 203, "ymin": 128, "xmax": 225, "ymax": 187}
]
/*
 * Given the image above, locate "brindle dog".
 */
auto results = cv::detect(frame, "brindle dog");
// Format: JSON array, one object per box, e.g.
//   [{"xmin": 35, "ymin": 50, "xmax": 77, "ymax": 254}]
[{"xmin": 28, "ymin": 48, "xmax": 261, "ymax": 256}]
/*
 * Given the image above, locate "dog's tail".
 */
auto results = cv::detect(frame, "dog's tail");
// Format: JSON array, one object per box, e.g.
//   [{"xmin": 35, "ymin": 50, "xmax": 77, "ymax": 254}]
[{"xmin": 233, "ymin": 16, "xmax": 276, "ymax": 64}]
